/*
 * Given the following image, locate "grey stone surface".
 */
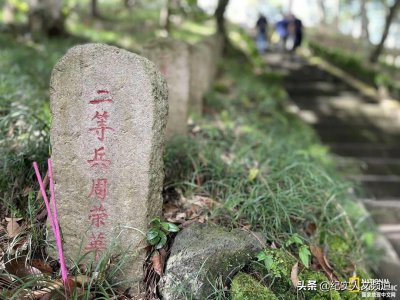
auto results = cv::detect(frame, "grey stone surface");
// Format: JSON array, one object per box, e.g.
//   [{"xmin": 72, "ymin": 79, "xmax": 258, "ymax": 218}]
[
  {"xmin": 143, "ymin": 38, "xmax": 190, "ymax": 139},
  {"xmin": 188, "ymin": 42, "xmax": 212, "ymax": 116},
  {"xmin": 160, "ymin": 223, "xmax": 265, "ymax": 300},
  {"xmin": 201, "ymin": 34, "xmax": 223, "ymax": 84},
  {"xmin": 50, "ymin": 43, "xmax": 168, "ymax": 291}
]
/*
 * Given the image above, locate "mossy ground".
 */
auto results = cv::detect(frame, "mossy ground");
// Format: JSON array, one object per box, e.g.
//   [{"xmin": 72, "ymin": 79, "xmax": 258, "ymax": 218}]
[{"xmin": 231, "ymin": 273, "xmax": 277, "ymax": 300}]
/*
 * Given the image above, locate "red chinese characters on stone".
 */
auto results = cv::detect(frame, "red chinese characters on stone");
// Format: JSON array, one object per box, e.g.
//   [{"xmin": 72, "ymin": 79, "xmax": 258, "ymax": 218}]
[
  {"xmin": 87, "ymin": 147, "xmax": 111, "ymax": 170},
  {"xmin": 89, "ymin": 111, "xmax": 114, "ymax": 141},
  {"xmin": 85, "ymin": 89, "xmax": 115, "ymax": 259},
  {"xmin": 89, "ymin": 178, "xmax": 108, "ymax": 200},
  {"xmin": 89, "ymin": 90, "xmax": 114, "ymax": 105},
  {"xmin": 89, "ymin": 204, "xmax": 108, "ymax": 228},
  {"xmin": 85, "ymin": 232, "xmax": 106, "ymax": 260}
]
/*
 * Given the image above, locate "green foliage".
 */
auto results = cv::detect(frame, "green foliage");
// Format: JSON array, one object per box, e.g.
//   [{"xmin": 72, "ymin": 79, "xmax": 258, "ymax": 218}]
[
  {"xmin": 285, "ymin": 234, "xmax": 311, "ymax": 268},
  {"xmin": 309, "ymin": 41, "xmax": 400, "ymax": 99},
  {"xmin": 146, "ymin": 217, "xmax": 179, "ymax": 249},
  {"xmin": 256, "ymin": 248, "xmax": 296, "ymax": 279}
]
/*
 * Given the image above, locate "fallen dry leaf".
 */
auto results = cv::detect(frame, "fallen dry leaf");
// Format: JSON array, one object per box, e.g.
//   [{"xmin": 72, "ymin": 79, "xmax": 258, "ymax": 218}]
[
  {"xmin": 151, "ymin": 252, "xmax": 164, "ymax": 276},
  {"xmin": 306, "ymin": 222, "xmax": 317, "ymax": 236},
  {"xmin": 5, "ymin": 257, "xmax": 42, "ymax": 280},
  {"xmin": 290, "ymin": 262, "xmax": 299, "ymax": 288},
  {"xmin": 310, "ymin": 245, "xmax": 338, "ymax": 282},
  {"xmin": 31, "ymin": 259, "xmax": 53, "ymax": 274},
  {"xmin": 6, "ymin": 218, "xmax": 22, "ymax": 238}
]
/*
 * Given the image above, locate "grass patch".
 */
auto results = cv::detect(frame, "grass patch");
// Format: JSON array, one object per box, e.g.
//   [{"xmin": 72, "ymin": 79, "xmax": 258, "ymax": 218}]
[{"xmin": 0, "ymin": 34, "xmax": 81, "ymax": 217}]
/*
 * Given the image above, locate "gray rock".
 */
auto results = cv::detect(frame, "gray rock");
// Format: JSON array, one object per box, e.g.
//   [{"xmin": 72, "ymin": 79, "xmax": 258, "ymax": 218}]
[
  {"xmin": 160, "ymin": 223, "xmax": 265, "ymax": 300},
  {"xmin": 143, "ymin": 38, "xmax": 190, "ymax": 139},
  {"xmin": 49, "ymin": 43, "xmax": 168, "ymax": 291}
]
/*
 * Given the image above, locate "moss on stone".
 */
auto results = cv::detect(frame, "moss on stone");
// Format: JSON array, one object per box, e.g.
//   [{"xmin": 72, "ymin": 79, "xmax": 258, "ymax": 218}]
[{"xmin": 231, "ymin": 272, "xmax": 278, "ymax": 300}]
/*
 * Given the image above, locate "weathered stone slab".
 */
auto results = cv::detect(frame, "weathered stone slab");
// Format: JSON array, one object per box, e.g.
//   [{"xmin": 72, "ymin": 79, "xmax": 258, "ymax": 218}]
[
  {"xmin": 160, "ymin": 223, "xmax": 264, "ymax": 300},
  {"xmin": 50, "ymin": 43, "xmax": 168, "ymax": 291},
  {"xmin": 201, "ymin": 34, "xmax": 223, "ymax": 83},
  {"xmin": 189, "ymin": 42, "xmax": 212, "ymax": 116},
  {"xmin": 143, "ymin": 38, "xmax": 189, "ymax": 138}
]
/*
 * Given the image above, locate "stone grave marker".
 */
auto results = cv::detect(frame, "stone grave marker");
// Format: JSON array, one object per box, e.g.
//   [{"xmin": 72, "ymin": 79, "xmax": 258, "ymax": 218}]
[
  {"xmin": 189, "ymin": 42, "xmax": 212, "ymax": 116},
  {"xmin": 49, "ymin": 43, "xmax": 168, "ymax": 291},
  {"xmin": 201, "ymin": 34, "xmax": 223, "ymax": 84},
  {"xmin": 143, "ymin": 38, "xmax": 190, "ymax": 138}
]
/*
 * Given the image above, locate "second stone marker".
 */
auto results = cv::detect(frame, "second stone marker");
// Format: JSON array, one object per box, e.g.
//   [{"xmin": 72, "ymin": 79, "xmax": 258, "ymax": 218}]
[{"xmin": 143, "ymin": 38, "xmax": 190, "ymax": 138}]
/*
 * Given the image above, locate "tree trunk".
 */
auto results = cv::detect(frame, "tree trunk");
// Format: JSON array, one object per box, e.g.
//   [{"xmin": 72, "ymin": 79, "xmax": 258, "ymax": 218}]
[
  {"xmin": 333, "ymin": 0, "xmax": 340, "ymax": 30},
  {"xmin": 124, "ymin": 0, "xmax": 134, "ymax": 8},
  {"xmin": 360, "ymin": 0, "xmax": 370, "ymax": 55},
  {"xmin": 160, "ymin": 0, "xmax": 171, "ymax": 32},
  {"xmin": 28, "ymin": 0, "xmax": 64, "ymax": 38},
  {"xmin": 214, "ymin": 0, "xmax": 230, "ymax": 52},
  {"xmin": 316, "ymin": 0, "xmax": 327, "ymax": 26},
  {"xmin": 360, "ymin": 0, "xmax": 369, "ymax": 40},
  {"xmin": 369, "ymin": 0, "xmax": 400, "ymax": 63},
  {"xmin": 90, "ymin": 0, "xmax": 98, "ymax": 18}
]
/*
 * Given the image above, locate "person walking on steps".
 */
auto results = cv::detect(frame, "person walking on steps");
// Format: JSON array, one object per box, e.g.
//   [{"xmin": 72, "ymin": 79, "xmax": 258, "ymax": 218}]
[
  {"xmin": 287, "ymin": 14, "xmax": 303, "ymax": 59},
  {"xmin": 256, "ymin": 13, "xmax": 268, "ymax": 54},
  {"xmin": 275, "ymin": 14, "xmax": 288, "ymax": 52}
]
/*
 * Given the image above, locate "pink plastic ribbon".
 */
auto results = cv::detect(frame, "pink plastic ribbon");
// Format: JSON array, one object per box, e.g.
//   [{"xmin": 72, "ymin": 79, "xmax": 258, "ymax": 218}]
[{"xmin": 33, "ymin": 160, "xmax": 68, "ymax": 284}]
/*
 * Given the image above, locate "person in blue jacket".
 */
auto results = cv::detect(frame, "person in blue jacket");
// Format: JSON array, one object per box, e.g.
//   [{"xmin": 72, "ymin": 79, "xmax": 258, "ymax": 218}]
[{"xmin": 275, "ymin": 15, "xmax": 289, "ymax": 51}]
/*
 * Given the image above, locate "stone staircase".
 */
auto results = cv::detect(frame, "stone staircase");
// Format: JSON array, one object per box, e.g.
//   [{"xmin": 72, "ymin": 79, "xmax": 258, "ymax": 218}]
[{"xmin": 267, "ymin": 53, "xmax": 400, "ymax": 284}]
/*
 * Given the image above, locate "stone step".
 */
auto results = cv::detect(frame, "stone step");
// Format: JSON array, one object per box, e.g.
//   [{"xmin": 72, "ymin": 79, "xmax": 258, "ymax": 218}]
[
  {"xmin": 286, "ymin": 75, "xmax": 342, "ymax": 84},
  {"xmin": 363, "ymin": 199, "xmax": 400, "ymax": 224},
  {"xmin": 386, "ymin": 232, "xmax": 400, "ymax": 259},
  {"xmin": 336, "ymin": 158, "xmax": 400, "ymax": 176},
  {"xmin": 379, "ymin": 224, "xmax": 400, "ymax": 234},
  {"xmin": 359, "ymin": 162, "xmax": 400, "ymax": 175},
  {"xmin": 285, "ymin": 84, "xmax": 352, "ymax": 97},
  {"xmin": 352, "ymin": 175, "xmax": 400, "ymax": 182},
  {"xmin": 359, "ymin": 180, "xmax": 400, "ymax": 198},
  {"xmin": 376, "ymin": 257, "xmax": 400, "ymax": 285},
  {"xmin": 284, "ymin": 81, "xmax": 350, "ymax": 91},
  {"xmin": 312, "ymin": 117, "xmax": 376, "ymax": 128},
  {"xmin": 377, "ymin": 226, "xmax": 400, "ymax": 269},
  {"xmin": 328, "ymin": 143, "xmax": 400, "ymax": 158},
  {"xmin": 315, "ymin": 126, "xmax": 386, "ymax": 137},
  {"xmin": 318, "ymin": 131, "xmax": 385, "ymax": 143},
  {"xmin": 290, "ymin": 95, "xmax": 382, "ymax": 113}
]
